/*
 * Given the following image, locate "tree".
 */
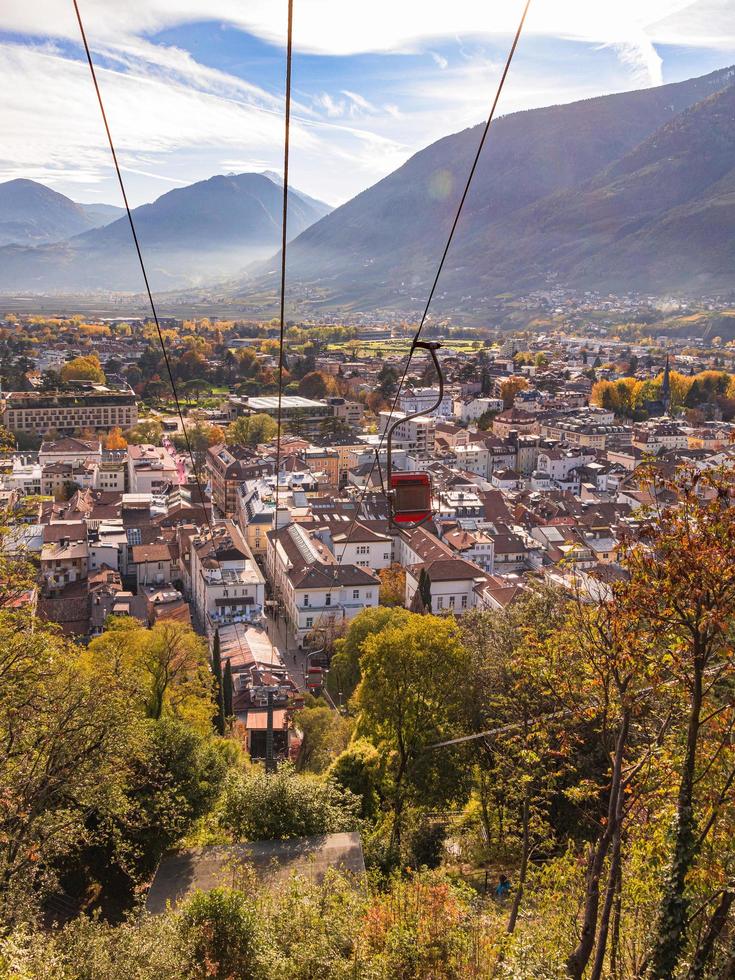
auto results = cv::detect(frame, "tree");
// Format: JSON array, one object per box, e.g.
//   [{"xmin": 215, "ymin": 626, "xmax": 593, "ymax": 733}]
[
  {"xmin": 327, "ymin": 606, "xmax": 411, "ymax": 703},
  {"xmin": 626, "ymin": 467, "xmax": 735, "ymax": 978},
  {"xmin": 104, "ymin": 426, "xmax": 127, "ymax": 450},
  {"xmin": 295, "ymin": 704, "xmax": 352, "ymax": 774},
  {"xmin": 126, "ymin": 419, "xmax": 164, "ymax": 445},
  {"xmin": 226, "ymin": 413, "xmax": 278, "ymax": 447},
  {"xmin": 211, "ymin": 629, "xmax": 225, "ymax": 736},
  {"xmin": 86, "ymin": 619, "xmax": 214, "ymax": 732},
  {"xmin": 222, "ymin": 658, "xmax": 233, "ymax": 722},
  {"xmin": 180, "ymin": 888, "xmax": 266, "ymax": 980},
  {"xmin": 329, "ymin": 739, "xmax": 383, "ymax": 819},
  {"xmin": 499, "ymin": 376, "xmax": 528, "ymax": 408},
  {"xmin": 298, "ymin": 371, "xmax": 335, "ymax": 399},
  {"xmin": 378, "ymin": 564, "xmax": 406, "ymax": 606},
  {"xmin": 417, "ymin": 567, "xmax": 432, "ymax": 612},
  {"xmin": 60, "ymin": 354, "xmax": 105, "ymax": 384},
  {"xmin": 0, "ymin": 616, "xmax": 133, "ymax": 919},
  {"xmin": 376, "ymin": 364, "xmax": 399, "ymax": 400},
  {"xmin": 356, "ymin": 615, "xmax": 471, "ymax": 850}
]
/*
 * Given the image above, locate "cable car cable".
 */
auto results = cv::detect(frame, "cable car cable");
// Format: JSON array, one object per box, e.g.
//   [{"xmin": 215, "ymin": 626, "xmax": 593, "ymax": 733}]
[
  {"xmin": 334, "ymin": 0, "xmax": 532, "ymax": 557},
  {"xmin": 72, "ymin": 0, "xmax": 253, "ymax": 666},
  {"xmin": 274, "ymin": 0, "xmax": 294, "ymax": 518}
]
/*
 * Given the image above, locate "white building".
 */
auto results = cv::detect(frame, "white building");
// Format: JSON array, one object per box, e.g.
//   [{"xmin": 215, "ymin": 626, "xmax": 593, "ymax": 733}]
[
  {"xmin": 190, "ymin": 521, "xmax": 266, "ymax": 637},
  {"xmin": 127, "ymin": 444, "xmax": 179, "ymax": 493},
  {"xmin": 378, "ymin": 411, "xmax": 435, "ymax": 453},
  {"xmin": 266, "ymin": 521, "xmax": 380, "ymax": 647},
  {"xmin": 399, "ymin": 387, "xmax": 454, "ymax": 418},
  {"xmin": 452, "ymin": 396, "xmax": 504, "ymax": 423}
]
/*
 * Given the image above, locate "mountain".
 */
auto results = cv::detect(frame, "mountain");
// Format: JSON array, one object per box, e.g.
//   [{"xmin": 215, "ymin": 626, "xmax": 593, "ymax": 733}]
[
  {"xmin": 260, "ymin": 171, "xmax": 332, "ymax": 218},
  {"xmin": 235, "ymin": 65, "xmax": 735, "ymax": 310},
  {"xmin": 78, "ymin": 202, "xmax": 125, "ymax": 225},
  {"xmin": 0, "ymin": 173, "xmax": 331, "ymax": 292},
  {"xmin": 0, "ymin": 179, "xmax": 119, "ymax": 246}
]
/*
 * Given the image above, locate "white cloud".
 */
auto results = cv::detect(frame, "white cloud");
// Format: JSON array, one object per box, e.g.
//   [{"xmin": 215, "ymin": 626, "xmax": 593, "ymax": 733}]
[{"xmin": 431, "ymin": 52, "xmax": 449, "ymax": 70}]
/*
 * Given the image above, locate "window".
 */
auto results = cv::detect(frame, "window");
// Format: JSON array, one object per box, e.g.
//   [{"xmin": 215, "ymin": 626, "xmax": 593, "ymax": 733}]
[
  {"xmin": 449, "ymin": 596, "xmax": 456, "ymax": 608},
  {"xmin": 461, "ymin": 595, "xmax": 467, "ymax": 609},
  {"xmin": 305, "ymin": 617, "xmax": 313, "ymax": 628},
  {"xmin": 437, "ymin": 596, "xmax": 443, "ymax": 609},
  {"xmin": 366, "ymin": 591, "xmax": 373, "ymax": 599},
  {"xmin": 303, "ymin": 594, "xmax": 309, "ymax": 606},
  {"xmin": 352, "ymin": 589, "xmax": 359, "ymax": 599},
  {"xmin": 325, "ymin": 593, "xmax": 331, "ymax": 606},
  {"xmin": 383, "ymin": 553, "xmax": 390, "ymax": 560}
]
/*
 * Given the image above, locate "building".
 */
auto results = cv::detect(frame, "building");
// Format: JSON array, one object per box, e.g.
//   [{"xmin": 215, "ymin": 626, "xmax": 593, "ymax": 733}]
[
  {"xmin": 228, "ymin": 395, "xmax": 334, "ymax": 438},
  {"xmin": 378, "ymin": 411, "xmax": 435, "ymax": 453},
  {"xmin": 38, "ymin": 437, "xmax": 102, "ymax": 467},
  {"xmin": 266, "ymin": 521, "xmax": 380, "ymax": 647},
  {"xmin": 326, "ymin": 396, "xmax": 364, "ymax": 428},
  {"xmin": 492, "ymin": 409, "xmax": 537, "ymax": 439},
  {"xmin": 405, "ymin": 557, "xmax": 488, "ymax": 614},
  {"xmin": 399, "ymin": 387, "xmax": 454, "ymax": 418},
  {"xmin": 189, "ymin": 521, "xmax": 266, "ymax": 636},
  {"xmin": 206, "ymin": 444, "xmax": 274, "ymax": 517},
  {"xmin": 3, "ymin": 382, "xmax": 137, "ymax": 435},
  {"xmin": 127, "ymin": 444, "xmax": 179, "ymax": 493}
]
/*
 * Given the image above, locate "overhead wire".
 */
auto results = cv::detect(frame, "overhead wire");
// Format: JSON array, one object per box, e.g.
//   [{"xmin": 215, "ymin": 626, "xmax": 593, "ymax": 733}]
[
  {"xmin": 273, "ymin": 0, "xmax": 294, "ymax": 517},
  {"xmin": 333, "ymin": 0, "xmax": 533, "ymax": 567},
  {"xmin": 72, "ymin": 0, "xmax": 253, "ymax": 663}
]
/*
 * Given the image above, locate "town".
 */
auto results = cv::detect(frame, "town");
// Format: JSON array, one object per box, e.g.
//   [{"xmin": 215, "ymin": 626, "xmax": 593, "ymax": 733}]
[{"xmin": 3, "ymin": 309, "xmax": 734, "ymax": 765}]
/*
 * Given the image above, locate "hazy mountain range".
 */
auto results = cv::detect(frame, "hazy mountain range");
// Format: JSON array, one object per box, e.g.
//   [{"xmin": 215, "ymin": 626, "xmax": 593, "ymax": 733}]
[
  {"xmin": 0, "ymin": 179, "xmax": 124, "ymax": 247},
  {"xmin": 237, "ymin": 65, "xmax": 735, "ymax": 311},
  {"xmin": 0, "ymin": 173, "xmax": 331, "ymax": 292},
  {"xmin": 1, "ymin": 65, "xmax": 735, "ymax": 305}
]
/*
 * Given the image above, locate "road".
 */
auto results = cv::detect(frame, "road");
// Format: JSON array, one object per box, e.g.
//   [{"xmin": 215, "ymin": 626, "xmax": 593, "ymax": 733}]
[{"xmin": 265, "ymin": 607, "xmax": 312, "ymax": 693}]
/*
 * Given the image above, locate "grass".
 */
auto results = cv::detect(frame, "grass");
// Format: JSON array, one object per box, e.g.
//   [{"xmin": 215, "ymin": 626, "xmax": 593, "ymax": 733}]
[{"xmin": 326, "ymin": 338, "xmax": 485, "ymax": 357}]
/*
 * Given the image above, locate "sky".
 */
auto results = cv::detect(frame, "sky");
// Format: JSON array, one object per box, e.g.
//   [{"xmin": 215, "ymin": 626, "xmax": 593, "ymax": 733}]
[{"xmin": 1, "ymin": 0, "xmax": 735, "ymax": 209}]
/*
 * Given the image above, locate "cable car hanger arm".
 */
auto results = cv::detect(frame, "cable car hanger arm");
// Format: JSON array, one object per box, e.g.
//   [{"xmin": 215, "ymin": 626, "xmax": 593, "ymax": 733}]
[{"xmin": 385, "ymin": 341, "xmax": 443, "ymax": 529}]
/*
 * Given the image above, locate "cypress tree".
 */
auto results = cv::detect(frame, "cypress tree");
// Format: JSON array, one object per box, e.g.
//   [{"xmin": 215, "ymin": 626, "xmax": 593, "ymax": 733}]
[
  {"xmin": 223, "ymin": 658, "xmax": 233, "ymax": 721},
  {"xmin": 212, "ymin": 629, "xmax": 225, "ymax": 736},
  {"xmin": 418, "ymin": 567, "xmax": 432, "ymax": 613}
]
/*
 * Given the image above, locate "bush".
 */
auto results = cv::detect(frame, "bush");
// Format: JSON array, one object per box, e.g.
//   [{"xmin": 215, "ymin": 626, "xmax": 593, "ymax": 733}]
[
  {"xmin": 180, "ymin": 888, "xmax": 266, "ymax": 980},
  {"xmin": 219, "ymin": 764, "xmax": 361, "ymax": 841}
]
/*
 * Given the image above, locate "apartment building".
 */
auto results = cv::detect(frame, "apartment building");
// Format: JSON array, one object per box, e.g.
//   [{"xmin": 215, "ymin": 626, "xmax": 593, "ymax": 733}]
[
  {"xmin": 189, "ymin": 521, "xmax": 266, "ymax": 636},
  {"xmin": 266, "ymin": 521, "xmax": 379, "ymax": 647},
  {"xmin": 378, "ymin": 411, "xmax": 435, "ymax": 453},
  {"xmin": 127, "ymin": 444, "xmax": 179, "ymax": 493},
  {"xmin": 3, "ymin": 383, "xmax": 137, "ymax": 434},
  {"xmin": 206, "ymin": 444, "xmax": 274, "ymax": 517}
]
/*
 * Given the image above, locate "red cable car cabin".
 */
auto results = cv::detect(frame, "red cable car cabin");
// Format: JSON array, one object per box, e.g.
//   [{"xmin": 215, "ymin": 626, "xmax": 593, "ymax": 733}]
[{"xmin": 390, "ymin": 471, "xmax": 433, "ymax": 525}]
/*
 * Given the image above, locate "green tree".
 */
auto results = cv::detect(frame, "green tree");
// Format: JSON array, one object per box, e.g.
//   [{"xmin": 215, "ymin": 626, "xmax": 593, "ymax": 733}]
[
  {"xmin": 180, "ymin": 888, "xmax": 266, "ymax": 980},
  {"xmin": 295, "ymin": 704, "xmax": 352, "ymax": 773},
  {"xmin": 126, "ymin": 419, "xmax": 164, "ymax": 445},
  {"xmin": 226, "ymin": 413, "xmax": 278, "ymax": 447},
  {"xmin": 0, "ymin": 616, "xmax": 133, "ymax": 920},
  {"xmin": 211, "ymin": 629, "xmax": 225, "ymax": 736},
  {"xmin": 329, "ymin": 739, "xmax": 383, "ymax": 819},
  {"xmin": 356, "ymin": 615, "xmax": 471, "ymax": 849},
  {"xmin": 85, "ymin": 619, "xmax": 214, "ymax": 732},
  {"xmin": 418, "ymin": 566, "xmax": 432, "ymax": 612},
  {"xmin": 222, "ymin": 658, "xmax": 233, "ymax": 722},
  {"xmin": 327, "ymin": 606, "xmax": 411, "ymax": 703}
]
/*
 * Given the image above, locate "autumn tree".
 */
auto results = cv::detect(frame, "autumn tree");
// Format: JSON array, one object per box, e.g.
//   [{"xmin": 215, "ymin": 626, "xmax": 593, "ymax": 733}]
[
  {"xmin": 298, "ymin": 371, "xmax": 336, "ymax": 399},
  {"xmin": 377, "ymin": 563, "xmax": 406, "ymax": 607},
  {"xmin": 60, "ymin": 354, "xmax": 105, "ymax": 384},
  {"xmin": 104, "ymin": 426, "xmax": 127, "ymax": 450},
  {"xmin": 500, "ymin": 375, "xmax": 528, "ymax": 408}
]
